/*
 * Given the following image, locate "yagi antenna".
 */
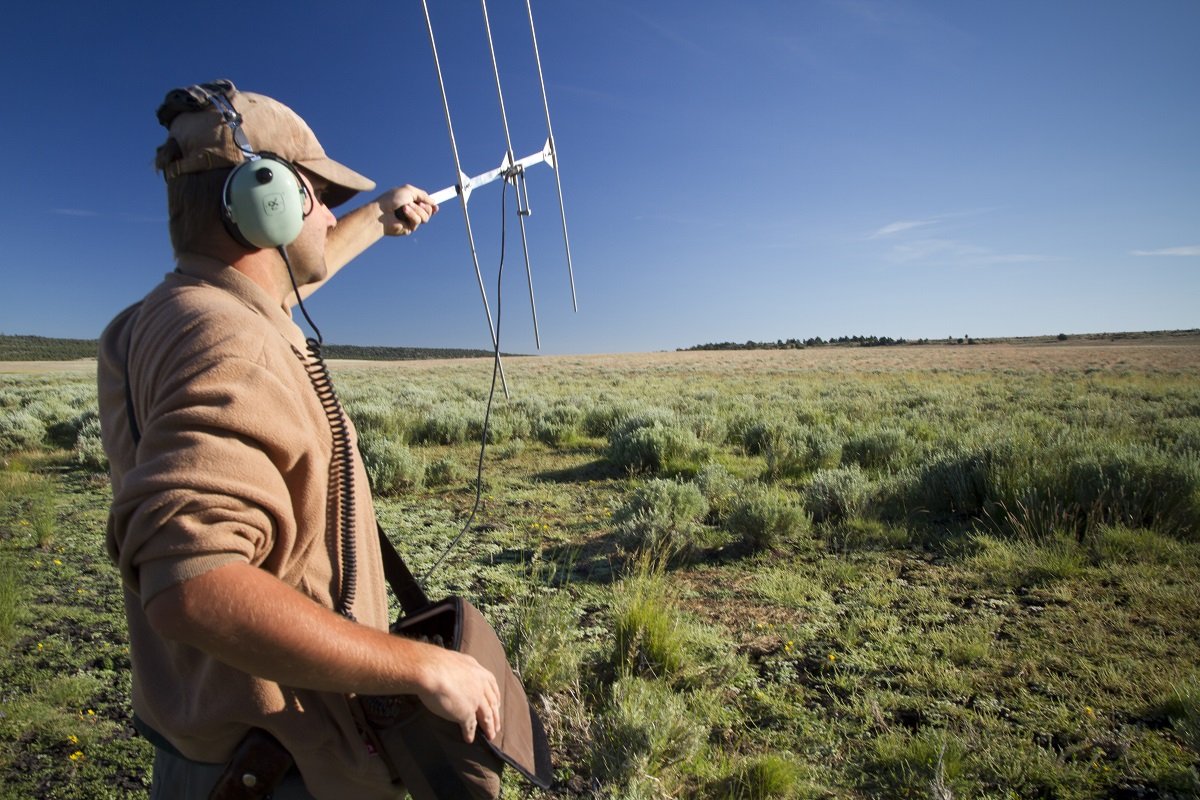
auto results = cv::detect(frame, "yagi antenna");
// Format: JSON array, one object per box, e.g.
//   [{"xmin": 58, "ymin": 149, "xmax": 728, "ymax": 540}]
[{"xmin": 420, "ymin": 0, "xmax": 577, "ymax": 397}]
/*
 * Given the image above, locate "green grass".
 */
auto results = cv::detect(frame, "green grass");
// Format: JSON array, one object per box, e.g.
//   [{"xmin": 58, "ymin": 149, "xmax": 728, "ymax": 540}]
[
  {"xmin": 0, "ymin": 549, "xmax": 22, "ymax": 646},
  {"xmin": 2, "ymin": 342, "xmax": 1199, "ymax": 798}
]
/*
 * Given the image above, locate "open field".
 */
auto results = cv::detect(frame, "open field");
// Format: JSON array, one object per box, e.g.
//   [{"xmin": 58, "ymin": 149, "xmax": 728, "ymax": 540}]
[{"xmin": 2, "ymin": 340, "xmax": 1198, "ymax": 798}]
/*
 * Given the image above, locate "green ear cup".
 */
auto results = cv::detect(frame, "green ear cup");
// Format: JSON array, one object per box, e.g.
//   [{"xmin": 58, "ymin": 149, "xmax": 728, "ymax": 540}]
[{"xmin": 224, "ymin": 156, "xmax": 306, "ymax": 249}]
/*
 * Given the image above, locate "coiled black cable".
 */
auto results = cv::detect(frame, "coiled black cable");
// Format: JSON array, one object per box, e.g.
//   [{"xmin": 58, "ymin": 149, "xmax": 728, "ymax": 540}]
[
  {"xmin": 299, "ymin": 336, "xmax": 359, "ymax": 620},
  {"xmin": 281, "ymin": 247, "xmax": 358, "ymax": 621}
]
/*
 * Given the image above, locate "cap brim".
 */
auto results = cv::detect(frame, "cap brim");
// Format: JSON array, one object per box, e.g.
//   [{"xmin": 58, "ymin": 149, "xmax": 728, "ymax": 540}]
[{"xmin": 297, "ymin": 156, "xmax": 376, "ymax": 209}]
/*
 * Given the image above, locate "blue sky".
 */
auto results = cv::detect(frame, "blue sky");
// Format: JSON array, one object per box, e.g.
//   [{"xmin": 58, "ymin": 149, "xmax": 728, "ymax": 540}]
[{"xmin": 1, "ymin": 0, "xmax": 1197, "ymax": 355}]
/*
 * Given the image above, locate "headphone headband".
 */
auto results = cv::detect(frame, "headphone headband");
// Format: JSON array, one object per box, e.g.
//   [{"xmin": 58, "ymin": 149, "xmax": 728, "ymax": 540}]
[{"xmin": 207, "ymin": 93, "xmax": 307, "ymax": 250}]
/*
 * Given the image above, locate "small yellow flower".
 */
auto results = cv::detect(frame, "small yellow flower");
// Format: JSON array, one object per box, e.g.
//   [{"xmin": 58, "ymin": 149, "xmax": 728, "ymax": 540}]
[
  {"xmin": 37, "ymin": 643, "xmax": 44, "ymax": 651},
  {"xmin": 68, "ymin": 751, "xmax": 84, "ymax": 762},
  {"xmin": 53, "ymin": 559, "xmax": 62, "ymax": 565},
  {"xmin": 18, "ymin": 519, "xmax": 30, "ymax": 526},
  {"xmin": 1084, "ymin": 706, "xmax": 1095, "ymax": 718},
  {"xmin": 828, "ymin": 653, "xmax": 837, "ymax": 663},
  {"xmin": 67, "ymin": 735, "xmax": 79, "ymax": 745}
]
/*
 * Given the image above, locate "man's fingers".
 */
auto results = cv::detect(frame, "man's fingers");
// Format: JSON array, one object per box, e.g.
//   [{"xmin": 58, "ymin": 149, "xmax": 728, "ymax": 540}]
[
  {"xmin": 392, "ymin": 203, "xmax": 434, "ymax": 229},
  {"xmin": 479, "ymin": 701, "xmax": 500, "ymax": 743}
]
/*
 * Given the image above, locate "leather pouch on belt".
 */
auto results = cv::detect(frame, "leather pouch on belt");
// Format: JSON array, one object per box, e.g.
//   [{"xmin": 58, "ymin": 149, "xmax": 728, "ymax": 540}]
[{"xmin": 208, "ymin": 728, "xmax": 294, "ymax": 800}]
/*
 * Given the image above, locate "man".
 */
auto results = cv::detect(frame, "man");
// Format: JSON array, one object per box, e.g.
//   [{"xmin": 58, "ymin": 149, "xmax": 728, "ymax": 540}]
[{"xmin": 97, "ymin": 82, "xmax": 500, "ymax": 799}]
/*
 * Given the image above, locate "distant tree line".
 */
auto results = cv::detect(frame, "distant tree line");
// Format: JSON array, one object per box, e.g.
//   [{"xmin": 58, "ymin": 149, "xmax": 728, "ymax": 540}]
[
  {"xmin": 0, "ymin": 334, "xmax": 507, "ymax": 362},
  {"xmin": 320, "ymin": 343, "xmax": 511, "ymax": 360},
  {"xmin": 680, "ymin": 335, "xmax": 928, "ymax": 352},
  {"xmin": 0, "ymin": 334, "xmax": 99, "ymax": 360}
]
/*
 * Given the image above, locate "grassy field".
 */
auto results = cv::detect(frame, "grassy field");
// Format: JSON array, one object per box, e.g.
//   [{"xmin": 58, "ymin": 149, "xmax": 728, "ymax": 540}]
[{"xmin": 2, "ymin": 338, "xmax": 1198, "ymax": 799}]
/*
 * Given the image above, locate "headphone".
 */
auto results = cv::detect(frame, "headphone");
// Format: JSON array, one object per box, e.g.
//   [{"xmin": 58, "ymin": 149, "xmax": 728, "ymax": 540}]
[{"xmin": 209, "ymin": 93, "xmax": 309, "ymax": 250}]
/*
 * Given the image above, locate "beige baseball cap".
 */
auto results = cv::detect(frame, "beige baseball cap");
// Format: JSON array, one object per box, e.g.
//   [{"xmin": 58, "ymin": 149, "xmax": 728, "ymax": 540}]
[{"xmin": 156, "ymin": 80, "xmax": 375, "ymax": 209}]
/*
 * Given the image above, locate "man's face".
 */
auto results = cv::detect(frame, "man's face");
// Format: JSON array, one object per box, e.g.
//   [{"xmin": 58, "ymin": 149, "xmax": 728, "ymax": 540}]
[{"xmin": 286, "ymin": 170, "xmax": 337, "ymax": 286}]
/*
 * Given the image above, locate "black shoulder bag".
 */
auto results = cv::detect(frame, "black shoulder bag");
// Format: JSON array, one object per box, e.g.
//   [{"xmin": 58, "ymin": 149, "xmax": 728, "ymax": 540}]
[{"xmin": 355, "ymin": 527, "xmax": 554, "ymax": 798}]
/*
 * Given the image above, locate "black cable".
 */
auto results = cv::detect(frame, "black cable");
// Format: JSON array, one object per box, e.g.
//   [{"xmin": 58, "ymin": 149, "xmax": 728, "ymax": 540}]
[
  {"xmin": 419, "ymin": 176, "xmax": 510, "ymax": 587},
  {"xmin": 281, "ymin": 246, "xmax": 323, "ymax": 346},
  {"xmin": 281, "ymin": 246, "xmax": 358, "ymax": 620}
]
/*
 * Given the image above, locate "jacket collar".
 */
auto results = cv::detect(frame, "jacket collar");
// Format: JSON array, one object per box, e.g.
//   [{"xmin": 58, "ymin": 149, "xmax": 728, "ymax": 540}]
[{"xmin": 172, "ymin": 254, "xmax": 310, "ymax": 352}]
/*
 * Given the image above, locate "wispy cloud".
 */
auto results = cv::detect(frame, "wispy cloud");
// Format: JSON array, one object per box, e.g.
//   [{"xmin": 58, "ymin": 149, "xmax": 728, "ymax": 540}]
[
  {"xmin": 870, "ymin": 219, "xmax": 938, "ymax": 239},
  {"xmin": 1131, "ymin": 245, "xmax": 1200, "ymax": 257},
  {"xmin": 868, "ymin": 212, "xmax": 1051, "ymax": 266},
  {"xmin": 51, "ymin": 208, "xmax": 99, "ymax": 217},
  {"xmin": 888, "ymin": 238, "xmax": 1047, "ymax": 266}
]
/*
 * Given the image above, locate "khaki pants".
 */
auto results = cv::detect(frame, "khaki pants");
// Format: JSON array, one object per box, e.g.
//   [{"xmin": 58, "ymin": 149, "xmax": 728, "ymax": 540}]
[{"xmin": 150, "ymin": 746, "xmax": 316, "ymax": 800}]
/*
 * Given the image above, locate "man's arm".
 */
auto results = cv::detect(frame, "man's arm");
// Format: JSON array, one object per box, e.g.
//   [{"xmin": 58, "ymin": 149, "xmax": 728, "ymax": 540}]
[
  {"xmin": 144, "ymin": 561, "xmax": 500, "ymax": 743},
  {"xmin": 292, "ymin": 185, "xmax": 438, "ymax": 304}
]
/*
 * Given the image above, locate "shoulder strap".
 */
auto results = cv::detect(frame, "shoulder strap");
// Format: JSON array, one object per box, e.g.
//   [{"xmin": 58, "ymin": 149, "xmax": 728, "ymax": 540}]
[
  {"xmin": 376, "ymin": 524, "xmax": 431, "ymax": 614},
  {"xmin": 123, "ymin": 310, "xmax": 143, "ymax": 446}
]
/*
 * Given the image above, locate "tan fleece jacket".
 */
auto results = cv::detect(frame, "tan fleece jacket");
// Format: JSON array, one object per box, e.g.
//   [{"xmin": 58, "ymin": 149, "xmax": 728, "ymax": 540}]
[{"xmin": 98, "ymin": 254, "xmax": 399, "ymax": 799}]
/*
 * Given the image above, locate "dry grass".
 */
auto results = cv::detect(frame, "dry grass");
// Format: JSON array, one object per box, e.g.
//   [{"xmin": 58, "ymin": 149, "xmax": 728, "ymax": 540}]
[{"xmin": 334, "ymin": 337, "xmax": 1200, "ymax": 380}]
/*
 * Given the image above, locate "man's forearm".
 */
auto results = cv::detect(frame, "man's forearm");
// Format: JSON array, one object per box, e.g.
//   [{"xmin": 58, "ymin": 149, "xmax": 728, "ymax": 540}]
[
  {"xmin": 145, "ymin": 561, "xmax": 503, "ymax": 741},
  {"xmin": 145, "ymin": 561, "xmax": 426, "ymax": 694},
  {"xmin": 295, "ymin": 201, "xmax": 387, "ymax": 302},
  {"xmin": 292, "ymin": 186, "xmax": 437, "ymax": 305}
]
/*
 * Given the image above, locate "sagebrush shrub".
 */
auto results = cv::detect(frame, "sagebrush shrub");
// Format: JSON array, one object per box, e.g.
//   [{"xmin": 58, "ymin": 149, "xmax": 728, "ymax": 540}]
[
  {"xmin": 684, "ymin": 411, "xmax": 728, "ymax": 444},
  {"xmin": 344, "ymin": 400, "xmax": 411, "ymax": 442},
  {"xmin": 72, "ymin": 418, "xmax": 108, "ymax": 472},
  {"xmin": 906, "ymin": 448, "xmax": 994, "ymax": 518},
  {"xmin": 0, "ymin": 410, "xmax": 44, "ymax": 454},
  {"xmin": 582, "ymin": 401, "xmax": 640, "ymax": 438},
  {"xmin": 608, "ymin": 415, "xmax": 705, "ymax": 474},
  {"xmin": 724, "ymin": 485, "xmax": 810, "ymax": 551},
  {"xmin": 1062, "ymin": 446, "xmax": 1199, "ymax": 539},
  {"xmin": 695, "ymin": 462, "xmax": 743, "ymax": 523},
  {"xmin": 473, "ymin": 408, "xmax": 521, "ymax": 444},
  {"xmin": 842, "ymin": 425, "xmax": 911, "ymax": 471},
  {"xmin": 535, "ymin": 404, "xmax": 582, "ymax": 446},
  {"xmin": 1154, "ymin": 417, "xmax": 1200, "ymax": 456},
  {"xmin": 357, "ymin": 433, "xmax": 424, "ymax": 495},
  {"xmin": 425, "ymin": 456, "xmax": 465, "ymax": 487},
  {"xmin": 741, "ymin": 419, "xmax": 781, "ymax": 456},
  {"xmin": 614, "ymin": 479, "xmax": 709, "ymax": 558},
  {"xmin": 415, "ymin": 402, "xmax": 474, "ymax": 445},
  {"xmin": 45, "ymin": 409, "xmax": 99, "ymax": 450},
  {"xmin": 804, "ymin": 466, "xmax": 871, "ymax": 524},
  {"xmin": 759, "ymin": 423, "xmax": 842, "ymax": 479}
]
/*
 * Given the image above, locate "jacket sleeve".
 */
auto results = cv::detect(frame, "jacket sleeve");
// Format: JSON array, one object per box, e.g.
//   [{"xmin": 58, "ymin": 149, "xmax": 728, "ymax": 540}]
[{"xmin": 109, "ymin": 326, "xmax": 325, "ymax": 606}]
